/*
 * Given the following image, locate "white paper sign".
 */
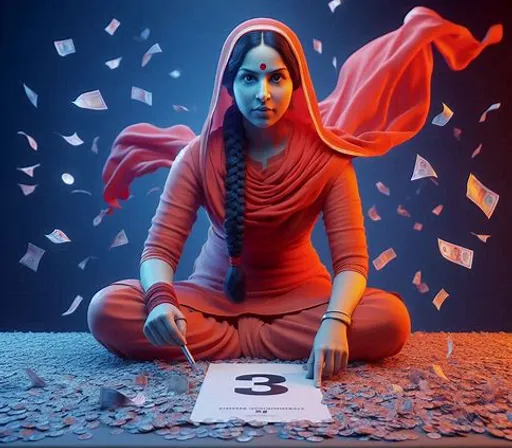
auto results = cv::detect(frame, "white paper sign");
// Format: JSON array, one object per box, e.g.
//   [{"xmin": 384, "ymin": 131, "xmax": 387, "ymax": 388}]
[{"xmin": 190, "ymin": 363, "xmax": 332, "ymax": 423}]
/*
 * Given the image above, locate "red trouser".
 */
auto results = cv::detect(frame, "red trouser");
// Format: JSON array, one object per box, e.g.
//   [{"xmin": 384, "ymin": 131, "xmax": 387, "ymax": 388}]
[{"xmin": 87, "ymin": 279, "xmax": 411, "ymax": 362}]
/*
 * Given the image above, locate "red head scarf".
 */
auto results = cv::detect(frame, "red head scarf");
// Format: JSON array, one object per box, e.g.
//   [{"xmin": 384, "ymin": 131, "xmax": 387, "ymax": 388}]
[{"xmin": 102, "ymin": 6, "xmax": 502, "ymax": 214}]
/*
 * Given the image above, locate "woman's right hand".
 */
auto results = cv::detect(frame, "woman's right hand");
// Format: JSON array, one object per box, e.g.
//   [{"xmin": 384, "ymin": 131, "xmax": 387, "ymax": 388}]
[{"xmin": 143, "ymin": 303, "xmax": 187, "ymax": 347}]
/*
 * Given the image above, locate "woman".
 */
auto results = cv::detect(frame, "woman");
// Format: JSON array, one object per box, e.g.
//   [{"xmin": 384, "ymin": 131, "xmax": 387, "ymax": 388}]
[{"xmin": 88, "ymin": 7, "xmax": 502, "ymax": 387}]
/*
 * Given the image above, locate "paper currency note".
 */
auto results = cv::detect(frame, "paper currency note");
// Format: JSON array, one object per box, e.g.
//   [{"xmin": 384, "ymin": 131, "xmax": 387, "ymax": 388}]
[
  {"xmin": 19, "ymin": 243, "xmax": 45, "ymax": 272},
  {"xmin": 72, "ymin": 90, "xmax": 108, "ymax": 110},
  {"xmin": 18, "ymin": 184, "xmax": 38, "ymax": 196},
  {"xmin": 313, "ymin": 39, "xmax": 322, "ymax": 54},
  {"xmin": 17, "ymin": 163, "xmax": 40, "ymax": 177},
  {"xmin": 471, "ymin": 143, "xmax": 482, "ymax": 159},
  {"xmin": 376, "ymin": 181, "xmax": 390, "ymax": 196},
  {"xmin": 479, "ymin": 102, "xmax": 500, "ymax": 122},
  {"xmin": 328, "ymin": 0, "xmax": 342, "ymax": 13},
  {"xmin": 411, "ymin": 154, "xmax": 438, "ymax": 181},
  {"xmin": 367, "ymin": 205, "xmax": 381, "ymax": 221},
  {"xmin": 105, "ymin": 57, "xmax": 122, "ymax": 69},
  {"xmin": 59, "ymin": 132, "xmax": 84, "ymax": 146},
  {"xmin": 372, "ymin": 248, "xmax": 397, "ymax": 271},
  {"xmin": 142, "ymin": 43, "xmax": 162, "ymax": 67},
  {"xmin": 17, "ymin": 131, "xmax": 38, "ymax": 150},
  {"xmin": 466, "ymin": 174, "xmax": 499, "ymax": 219},
  {"xmin": 62, "ymin": 295, "xmax": 84, "ymax": 316},
  {"xmin": 110, "ymin": 229, "xmax": 129, "ymax": 249},
  {"xmin": 105, "ymin": 18, "xmax": 120, "ymax": 35},
  {"xmin": 45, "ymin": 229, "xmax": 72, "ymax": 244},
  {"xmin": 437, "ymin": 238, "xmax": 473, "ymax": 269},
  {"xmin": 432, "ymin": 204, "xmax": 444, "ymax": 216},
  {"xmin": 131, "ymin": 86, "xmax": 152, "ymax": 106},
  {"xmin": 23, "ymin": 83, "xmax": 38, "ymax": 108},
  {"xmin": 54, "ymin": 38, "xmax": 75, "ymax": 57},
  {"xmin": 432, "ymin": 288, "xmax": 450, "ymax": 311},
  {"xmin": 431, "ymin": 103, "xmax": 453, "ymax": 126}
]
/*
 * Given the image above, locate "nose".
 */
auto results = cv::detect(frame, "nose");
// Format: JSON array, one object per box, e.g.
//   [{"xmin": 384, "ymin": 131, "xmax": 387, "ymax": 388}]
[{"xmin": 257, "ymin": 80, "xmax": 270, "ymax": 100}]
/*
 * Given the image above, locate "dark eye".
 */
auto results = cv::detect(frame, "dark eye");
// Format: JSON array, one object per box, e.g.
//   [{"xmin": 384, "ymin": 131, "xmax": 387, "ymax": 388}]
[
  {"xmin": 271, "ymin": 74, "xmax": 282, "ymax": 82},
  {"xmin": 243, "ymin": 74, "xmax": 255, "ymax": 82}
]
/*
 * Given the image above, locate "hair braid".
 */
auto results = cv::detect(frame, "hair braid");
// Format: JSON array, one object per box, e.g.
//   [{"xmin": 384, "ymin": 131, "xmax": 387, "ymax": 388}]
[{"xmin": 223, "ymin": 104, "xmax": 247, "ymax": 303}]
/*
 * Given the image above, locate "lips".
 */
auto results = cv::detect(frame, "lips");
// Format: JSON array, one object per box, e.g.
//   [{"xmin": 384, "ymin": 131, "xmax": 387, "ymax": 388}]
[{"xmin": 254, "ymin": 107, "xmax": 273, "ymax": 111}]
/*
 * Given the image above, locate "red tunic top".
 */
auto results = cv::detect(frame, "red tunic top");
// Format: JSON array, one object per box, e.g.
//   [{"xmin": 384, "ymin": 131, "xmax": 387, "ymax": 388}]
[{"xmin": 139, "ymin": 120, "xmax": 368, "ymax": 316}]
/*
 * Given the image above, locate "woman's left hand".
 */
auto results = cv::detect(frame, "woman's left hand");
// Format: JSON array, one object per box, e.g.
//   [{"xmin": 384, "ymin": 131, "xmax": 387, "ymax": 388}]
[{"xmin": 305, "ymin": 319, "xmax": 349, "ymax": 388}]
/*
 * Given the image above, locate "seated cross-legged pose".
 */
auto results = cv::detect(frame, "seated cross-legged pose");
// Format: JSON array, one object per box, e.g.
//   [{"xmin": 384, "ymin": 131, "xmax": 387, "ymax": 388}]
[{"xmin": 87, "ymin": 8, "xmax": 502, "ymax": 387}]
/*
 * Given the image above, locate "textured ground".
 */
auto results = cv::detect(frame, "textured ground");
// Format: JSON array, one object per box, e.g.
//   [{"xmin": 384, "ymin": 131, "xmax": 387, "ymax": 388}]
[{"xmin": 0, "ymin": 331, "xmax": 511, "ymax": 447}]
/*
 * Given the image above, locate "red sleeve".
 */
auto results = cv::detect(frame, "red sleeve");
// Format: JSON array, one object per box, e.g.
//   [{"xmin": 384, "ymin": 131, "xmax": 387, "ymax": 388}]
[
  {"xmin": 140, "ymin": 141, "xmax": 204, "ymax": 271},
  {"xmin": 322, "ymin": 162, "xmax": 369, "ymax": 279}
]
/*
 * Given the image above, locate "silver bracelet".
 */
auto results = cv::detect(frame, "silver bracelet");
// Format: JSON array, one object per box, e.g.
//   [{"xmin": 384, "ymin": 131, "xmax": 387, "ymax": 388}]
[
  {"xmin": 321, "ymin": 312, "xmax": 352, "ymax": 327},
  {"xmin": 324, "ymin": 310, "xmax": 352, "ymax": 320}
]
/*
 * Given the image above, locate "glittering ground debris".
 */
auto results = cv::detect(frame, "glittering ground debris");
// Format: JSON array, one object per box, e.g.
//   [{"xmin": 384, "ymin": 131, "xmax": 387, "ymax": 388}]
[{"xmin": 0, "ymin": 331, "xmax": 511, "ymax": 444}]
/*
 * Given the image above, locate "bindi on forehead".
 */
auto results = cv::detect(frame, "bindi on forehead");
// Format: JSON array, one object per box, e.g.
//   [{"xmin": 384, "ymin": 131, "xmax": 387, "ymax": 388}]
[{"xmin": 259, "ymin": 63, "xmax": 266, "ymax": 70}]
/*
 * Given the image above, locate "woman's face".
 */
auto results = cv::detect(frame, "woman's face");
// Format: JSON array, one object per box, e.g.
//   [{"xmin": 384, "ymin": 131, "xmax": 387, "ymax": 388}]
[{"xmin": 233, "ymin": 40, "xmax": 294, "ymax": 129}]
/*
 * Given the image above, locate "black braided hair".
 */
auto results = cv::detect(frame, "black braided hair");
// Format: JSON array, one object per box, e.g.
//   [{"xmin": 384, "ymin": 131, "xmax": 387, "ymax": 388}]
[
  {"xmin": 220, "ymin": 30, "xmax": 302, "ymax": 304},
  {"xmin": 222, "ymin": 104, "xmax": 247, "ymax": 303}
]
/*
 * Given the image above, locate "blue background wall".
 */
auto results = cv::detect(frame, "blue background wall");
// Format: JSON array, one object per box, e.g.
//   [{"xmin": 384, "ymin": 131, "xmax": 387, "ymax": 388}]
[{"xmin": 2, "ymin": 0, "xmax": 511, "ymax": 332}]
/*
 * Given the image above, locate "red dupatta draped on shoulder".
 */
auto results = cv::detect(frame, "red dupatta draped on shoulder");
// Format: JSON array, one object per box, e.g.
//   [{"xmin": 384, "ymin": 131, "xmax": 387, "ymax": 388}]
[{"xmin": 102, "ymin": 6, "xmax": 502, "ymax": 214}]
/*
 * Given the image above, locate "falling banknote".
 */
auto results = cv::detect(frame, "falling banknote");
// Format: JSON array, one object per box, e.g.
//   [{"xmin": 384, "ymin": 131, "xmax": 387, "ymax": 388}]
[
  {"xmin": 61, "ymin": 295, "xmax": 84, "ymax": 316},
  {"xmin": 105, "ymin": 18, "xmax": 121, "ymax": 36},
  {"xmin": 45, "ymin": 229, "xmax": 72, "ymax": 244},
  {"xmin": 72, "ymin": 90, "xmax": 108, "ymax": 110},
  {"xmin": 17, "ymin": 163, "xmax": 40, "ymax": 177},
  {"xmin": 372, "ymin": 248, "xmax": 397, "ymax": 271},
  {"xmin": 105, "ymin": 57, "xmax": 122, "ymax": 70},
  {"xmin": 19, "ymin": 243, "xmax": 45, "ymax": 272},
  {"xmin": 142, "ymin": 43, "xmax": 163, "ymax": 67},
  {"xmin": 17, "ymin": 131, "xmax": 38, "ymax": 150},
  {"xmin": 110, "ymin": 229, "xmax": 129, "ymax": 249},
  {"xmin": 54, "ymin": 38, "xmax": 75, "ymax": 57},
  {"xmin": 466, "ymin": 174, "xmax": 499, "ymax": 219},
  {"xmin": 367, "ymin": 205, "xmax": 381, "ymax": 221},
  {"xmin": 313, "ymin": 38, "xmax": 322, "ymax": 54},
  {"xmin": 411, "ymin": 154, "xmax": 438, "ymax": 181},
  {"xmin": 431, "ymin": 103, "xmax": 453, "ymax": 126},
  {"xmin": 131, "ymin": 86, "xmax": 152, "ymax": 106},
  {"xmin": 376, "ymin": 181, "xmax": 390, "ymax": 196},
  {"xmin": 471, "ymin": 143, "xmax": 482, "ymax": 159},
  {"xmin": 23, "ymin": 83, "xmax": 38, "ymax": 108},
  {"xmin": 328, "ymin": 0, "xmax": 342, "ymax": 13},
  {"xmin": 437, "ymin": 238, "xmax": 473, "ymax": 269},
  {"xmin": 58, "ymin": 132, "xmax": 84, "ymax": 146},
  {"xmin": 18, "ymin": 184, "xmax": 38, "ymax": 196},
  {"xmin": 432, "ymin": 289, "xmax": 450, "ymax": 311},
  {"xmin": 479, "ymin": 102, "xmax": 501, "ymax": 123},
  {"xmin": 470, "ymin": 232, "xmax": 491, "ymax": 243}
]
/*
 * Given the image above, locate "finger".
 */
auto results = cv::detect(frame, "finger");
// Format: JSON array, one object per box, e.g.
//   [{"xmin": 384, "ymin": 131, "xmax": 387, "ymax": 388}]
[
  {"xmin": 155, "ymin": 318, "xmax": 179, "ymax": 345},
  {"xmin": 314, "ymin": 350, "xmax": 324, "ymax": 388},
  {"xmin": 305, "ymin": 350, "xmax": 314, "ymax": 379},
  {"xmin": 323, "ymin": 350, "xmax": 334, "ymax": 379},
  {"xmin": 175, "ymin": 318, "xmax": 187, "ymax": 342},
  {"xmin": 146, "ymin": 325, "xmax": 164, "ymax": 346},
  {"xmin": 342, "ymin": 349, "xmax": 349, "ymax": 370},
  {"xmin": 162, "ymin": 317, "xmax": 186, "ymax": 346},
  {"xmin": 333, "ymin": 350, "xmax": 342, "ymax": 376},
  {"xmin": 142, "ymin": 325, "xmax": 154, "ymax": 345}
]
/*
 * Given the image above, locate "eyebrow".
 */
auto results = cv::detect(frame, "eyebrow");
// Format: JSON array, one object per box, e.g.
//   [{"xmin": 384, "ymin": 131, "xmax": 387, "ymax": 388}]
[{"xmin": 239, "ymin": 67, "xmax": 287, "ymax": 74}]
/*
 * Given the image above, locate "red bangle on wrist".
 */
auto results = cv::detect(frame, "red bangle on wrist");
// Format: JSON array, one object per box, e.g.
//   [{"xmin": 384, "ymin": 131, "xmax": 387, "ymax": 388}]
[{"xmin": 145, "ymin": 282, "xmax": 180, "ymax": 314}]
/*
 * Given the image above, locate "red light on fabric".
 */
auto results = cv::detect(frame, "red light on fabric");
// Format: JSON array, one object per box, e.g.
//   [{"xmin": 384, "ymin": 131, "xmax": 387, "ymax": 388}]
[{"xmin": 259, "ymin": 63, "xmax": 266, "ymax": 71}]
